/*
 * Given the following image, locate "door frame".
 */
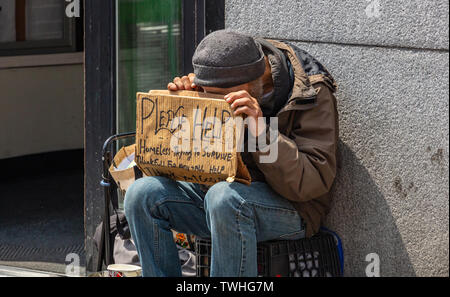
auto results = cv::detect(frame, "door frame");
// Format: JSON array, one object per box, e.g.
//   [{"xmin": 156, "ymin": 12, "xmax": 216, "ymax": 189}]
[{"xmin": 84, "ymin": 0, "xmax": 117, "ymax": 273}]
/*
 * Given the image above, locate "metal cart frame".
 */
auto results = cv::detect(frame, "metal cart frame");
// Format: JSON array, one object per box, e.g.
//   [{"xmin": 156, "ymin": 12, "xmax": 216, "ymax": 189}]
[{"xmin": 98, "ymin": 132, "xmax": 136, "ymax": 271}]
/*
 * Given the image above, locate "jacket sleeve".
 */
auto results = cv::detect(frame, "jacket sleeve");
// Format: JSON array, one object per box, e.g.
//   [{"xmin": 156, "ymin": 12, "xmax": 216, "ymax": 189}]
[{"xmin": 251, "ymin": 83, "xmax": 338, "ymax": 202}]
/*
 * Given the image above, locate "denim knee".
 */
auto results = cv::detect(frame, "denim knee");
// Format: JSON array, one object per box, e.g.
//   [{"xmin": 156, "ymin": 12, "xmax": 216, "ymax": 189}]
[
  {"xmin": 124, "ymin": 176, "xmax": 171, "ymax": 219},
  {"xmin": 204, "ymin": 182, "xmax": 244, "ymax": 218}
]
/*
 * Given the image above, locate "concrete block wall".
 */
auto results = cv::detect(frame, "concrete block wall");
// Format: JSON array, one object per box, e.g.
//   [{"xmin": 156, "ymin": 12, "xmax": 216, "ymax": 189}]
[{"xmin": 225, "ymin": 0, "xmax": 449, "ymax": 276}]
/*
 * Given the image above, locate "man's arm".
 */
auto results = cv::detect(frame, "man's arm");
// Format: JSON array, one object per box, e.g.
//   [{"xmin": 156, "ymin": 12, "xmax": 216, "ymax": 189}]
[{"xmin": 252, "ymin": 83, "xmax": 339, "ymax": 202}]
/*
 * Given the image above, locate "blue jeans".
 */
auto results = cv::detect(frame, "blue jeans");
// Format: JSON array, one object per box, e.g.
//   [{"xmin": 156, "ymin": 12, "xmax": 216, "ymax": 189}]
[{"xmin": 124, "ymin": 176, "xmax": 305, "ymax": 277}]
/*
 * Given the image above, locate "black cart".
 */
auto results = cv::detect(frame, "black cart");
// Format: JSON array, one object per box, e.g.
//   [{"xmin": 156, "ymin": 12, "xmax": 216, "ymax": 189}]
[{"xmin": 98, "ymin": 132, "xmax": 136, "ymax": 271}]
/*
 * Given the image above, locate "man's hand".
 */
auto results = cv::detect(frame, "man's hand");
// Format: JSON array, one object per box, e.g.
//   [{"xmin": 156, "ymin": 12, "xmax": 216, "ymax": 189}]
[
  {"xmin": 225, "ymin": 90, "xmax": 266, "ymax": 137},
  {"xmin": 167, "ymin": 73, "xmax": 202, "ymax": 91}
]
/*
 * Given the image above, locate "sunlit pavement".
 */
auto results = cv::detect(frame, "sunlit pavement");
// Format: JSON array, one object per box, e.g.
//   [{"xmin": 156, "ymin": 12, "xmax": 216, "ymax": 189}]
[{"xmin": 0, "ymin": 265, "xmax": 66, "ymax": 277}]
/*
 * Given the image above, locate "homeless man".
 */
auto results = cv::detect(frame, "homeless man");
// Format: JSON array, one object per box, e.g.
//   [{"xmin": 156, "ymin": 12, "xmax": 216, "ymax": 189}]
[{"xmin": 124, "ymin": 30, "xmax": 339, "ymax": 277}]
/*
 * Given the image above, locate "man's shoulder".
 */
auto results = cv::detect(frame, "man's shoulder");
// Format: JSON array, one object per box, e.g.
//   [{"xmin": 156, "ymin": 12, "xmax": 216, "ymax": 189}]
[{"xmin": 271, "ymin": 40, "xmax": 338, "ymax": 93}]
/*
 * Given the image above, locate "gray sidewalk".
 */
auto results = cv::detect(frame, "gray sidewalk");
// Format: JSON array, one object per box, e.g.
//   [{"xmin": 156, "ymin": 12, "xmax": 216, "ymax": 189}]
[{"xmin": 0, "ymin": 265, "xmax": 66, "ymax": 277}]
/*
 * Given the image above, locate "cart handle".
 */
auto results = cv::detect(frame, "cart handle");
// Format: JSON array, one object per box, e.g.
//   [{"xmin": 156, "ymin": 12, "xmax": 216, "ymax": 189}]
[{"xmin": 102, "ymin": 132, "xmax": 136, "ymax": 179}]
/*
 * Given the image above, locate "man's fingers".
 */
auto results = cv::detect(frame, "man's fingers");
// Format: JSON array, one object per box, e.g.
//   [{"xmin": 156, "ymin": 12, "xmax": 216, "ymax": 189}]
[
  {"xmin": 225, "ymin": 90, "xmax": 249, "ymax": 99},
  {"xmin": 167, "ymin": 74, "xmax": 197, "ymax": 91},
  {"xmin": 173, "ymin": 77, "xmax": 185, "ymax": 90},
  {"xmin": 167, "ymin": 82, "xmax": 178, "ymax": 91},
  {"xmin": 224, "ymin": 90, "xmax": 251, "ymax": 104},
  {"xmin": 181, "ymin": 76, "xmax": 192, "ymax": 90},
  {"xmin": 230, "ymin": 97, "xmax": 253, "ymax": 110},
  {"xmin": 233, "ymin": 106, "xmax": 257, "ymax": 117},
  {"xmin": 188, "ymin": 73, "xmax": 196, "ymax": 88}
]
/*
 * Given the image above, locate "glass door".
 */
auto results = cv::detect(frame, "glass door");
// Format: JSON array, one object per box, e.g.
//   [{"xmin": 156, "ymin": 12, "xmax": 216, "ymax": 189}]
[{"xmin": 116, "ymin": 0, "xmax": 182, "ymax": 137}]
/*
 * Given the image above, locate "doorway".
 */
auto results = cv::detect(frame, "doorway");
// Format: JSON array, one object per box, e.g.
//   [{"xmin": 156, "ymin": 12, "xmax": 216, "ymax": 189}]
[{"xmin": 0, "ymin": 0, "xmax": 85, "ymax": 275}]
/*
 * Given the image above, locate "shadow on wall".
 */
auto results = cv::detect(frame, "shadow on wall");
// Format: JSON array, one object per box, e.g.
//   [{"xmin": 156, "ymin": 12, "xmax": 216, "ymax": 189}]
[{"xmin": 326, "ymin": 140, "xmax": 416, "ymax": 277}]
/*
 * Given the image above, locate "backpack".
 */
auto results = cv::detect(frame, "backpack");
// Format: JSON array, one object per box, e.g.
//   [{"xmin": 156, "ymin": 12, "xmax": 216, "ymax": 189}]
[{"xmin": 93, "ymin": 210, "xmax": 140, "ymax": 269}]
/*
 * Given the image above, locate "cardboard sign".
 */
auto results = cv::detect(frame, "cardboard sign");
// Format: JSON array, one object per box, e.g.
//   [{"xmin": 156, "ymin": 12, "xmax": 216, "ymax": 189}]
[{"xmin": 135, "ymin": 90, "xmax": 251, "ymax": 186}]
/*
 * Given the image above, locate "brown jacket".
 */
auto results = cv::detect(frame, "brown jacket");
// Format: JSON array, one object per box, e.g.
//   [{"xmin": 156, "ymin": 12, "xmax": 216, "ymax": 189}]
[{"xmin": 247, "ymin": 40, "xmax": 339, "ymax": 238}]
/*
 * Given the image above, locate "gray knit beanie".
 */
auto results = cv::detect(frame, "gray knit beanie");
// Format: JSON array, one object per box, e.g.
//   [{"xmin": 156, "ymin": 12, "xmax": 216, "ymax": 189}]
[{"xmin": 192, "ymin": 30, "xmax": 266, "ymax": 88}]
